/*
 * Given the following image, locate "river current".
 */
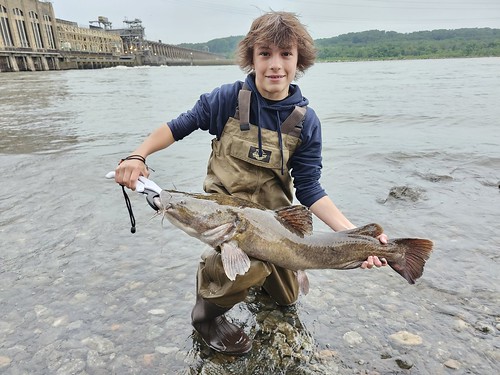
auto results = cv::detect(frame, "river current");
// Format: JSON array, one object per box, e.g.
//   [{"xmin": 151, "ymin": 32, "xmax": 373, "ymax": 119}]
[{"xmin": 1, "ymin": 58, "xmax": 499, "ymax": 374}]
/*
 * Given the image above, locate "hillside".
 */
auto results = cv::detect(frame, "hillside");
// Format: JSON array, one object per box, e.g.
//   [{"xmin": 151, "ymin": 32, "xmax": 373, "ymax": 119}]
[{"xmin": 177, "ymin": 28, "xmax": 500, "ymax": 61}]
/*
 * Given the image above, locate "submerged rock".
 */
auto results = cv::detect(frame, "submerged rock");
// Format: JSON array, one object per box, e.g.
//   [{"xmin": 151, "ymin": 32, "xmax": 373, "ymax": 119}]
[
  {"xmin": 415, "ymin": 171, "xmax": 453, "ymax": 183},
  {"xmin": 444, "ymin": 359, "xmax": 461, "ymax": 369},
  {"xmin": 384, "ymin": 186, "xmax": 425, "ymax": 203},
  {"xmin": 342, "ymin": 331, "xmax": 363, "ymax": 346},
  {"xmin": 0, "ymin": 356, "xmax": 11, "ymax": 369},
  {"xmin": 395, "ymin": 356, "xmax": 414, "ymax": 369},
  {"xmin": 388, "ymin": 331, "xmax": 423, "ymax": 346}
]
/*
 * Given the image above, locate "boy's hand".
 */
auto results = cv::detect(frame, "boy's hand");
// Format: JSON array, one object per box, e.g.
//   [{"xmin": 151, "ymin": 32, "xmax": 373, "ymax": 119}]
[
  {"xmin": 361, "ymin": 233, "xmax": 388, "ymax": 269},
  {"xmin": 115, "ymin": 159, "xmax": 149, "ymax": 190}
]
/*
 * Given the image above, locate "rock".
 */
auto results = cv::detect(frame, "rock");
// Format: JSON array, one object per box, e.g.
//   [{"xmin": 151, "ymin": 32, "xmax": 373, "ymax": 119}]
[
  {"xmin": 142, "ymin": 353, "xmax": 155, "ymax": 366},
  {"xmin": 72, "ymin": 292, "xmax": 88, "ymax": 302},
  {"xmin": 148, "ymin": 309, "xmax": 166, "ymax": 316},
  {"xmin": 343, "ymin": 331, "xmax": 363, "ymax": 346},
  {"xmin": 81, "ymin": 336, "xmax": 115, "ymax": 354},
  {"xmin": 155, "ymin": 346, "xmax": 178, "ymax": 355},
  {"xmin": 146, "ymin": 324, "xmax": 164, "ymax": 340},
  {"xmin": 34, "ymin": 305, "xmax": 51, "ymax": 319},
  {"xmin": 55, "ymin": 358, "xmax": 86, "ymax": 375},
  {"xmin": 380, "ymin": 352, "xmax": 392, "ymax": 359},
  {"xmin": 380, "ymin": 185, "xmax": 425, "ymax": 203},
  {"xmin": 67, "ymin": 320, "xmax": 83, "ymax": 331},
  {"xmin": 52, "ymin": 315, "xmax": 68, "ymax": 327},
  {"xmin": 416, "ymin": 172, "xmax": 453, "ymax": 183},
  {"xmin": 86, "ymin": 350, "xmax": 106, "ymax": 369},
  {"xmin": 316, "ymin": 349, "xmax": 337, "ymax": 360},
  {"xmin": 453, "ymin": 318, "xmax": 469, "ymax": 332},
  {"xmin": 388, "ymin": 331, "xmax": 423, "ymax": 346},
  {"xmin": 395, "ymin": 356, "xmax": 414, "ymax": 369},
  {"xmin": 474, "ymin": 321, "xmax": 494, "ymax": 334},
  {"xmin": 0, "ymin": 356, "xmax": 11, "ymax": 368},
  {"xmin": 444, "ymin": 359, "xmax": 461, "ymax": 369}
]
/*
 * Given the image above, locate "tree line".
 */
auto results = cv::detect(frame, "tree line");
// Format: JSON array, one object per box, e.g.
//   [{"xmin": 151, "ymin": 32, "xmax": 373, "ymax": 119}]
[{"xmin": 178, "ymin": 28, "xmax": 500, "ymax": 61}]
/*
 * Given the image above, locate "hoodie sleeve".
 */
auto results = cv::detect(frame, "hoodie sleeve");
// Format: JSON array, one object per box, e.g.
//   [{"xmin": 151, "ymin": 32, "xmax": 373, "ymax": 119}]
[
  {"xmin": 167, "ymin": 82, "xmax": 241, "ymax": 141},
  {"xmin": 290, "ymin": 107, "xmax": 328, "ymax": 207}
]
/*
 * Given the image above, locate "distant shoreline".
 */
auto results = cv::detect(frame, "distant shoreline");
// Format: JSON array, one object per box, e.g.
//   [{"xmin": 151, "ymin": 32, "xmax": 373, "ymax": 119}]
[
  {"xmin": 317, "ymin": 55, "xmax": 500, "ymax": 63},
  {"xmin": 178, "ymin": 28, "xmax": 500, "ymax": 62}
]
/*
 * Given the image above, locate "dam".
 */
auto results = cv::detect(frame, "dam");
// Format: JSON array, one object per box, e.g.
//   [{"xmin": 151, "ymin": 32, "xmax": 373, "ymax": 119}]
[{"xmin": 0, "ymin": 0, "xmax": 231, "ymax": 72}]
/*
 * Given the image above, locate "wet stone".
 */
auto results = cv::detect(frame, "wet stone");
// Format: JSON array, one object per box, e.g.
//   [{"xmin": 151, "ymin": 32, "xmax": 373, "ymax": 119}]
[
  {"xmin": 416, "ymin": 171, "xmax": 454, "ymax": 183},
  {"xmin": 110, "ymin": 354, "xmax": 137, "ymax": 373},
  {"xmin": 0, "ymin": 321, "xmax": 13, "ymax": 336},
  {"xmin": 155, "ymin": 346, "xmax": 178, "ymax": 355},
  {"xmin": 444, "ymin": 359, "xmax": 461, "ymax": 369},
  {"xmin": 316, "ymin": 349, "xmax": 337, "ymax": 360},
  {"xmin": 395, "ymin": 356, "xmax": 414, "ymax": 369},
  {"xmin": 86, "ymin": 349, "xmax": 107, "ymax": 369},
  {"xmin": 67, "ymin": 319, "xmax": 84, "ymax": 331},
  {"xmin": 453, "ymin": 318, "xmax": 470, "ymax": 332},
  {"xmin": 0, "ymin": 356, "xmax": 12, "ymax": 368},
  {"xmin": 474, "ymin": 321, "xmax": 495, "ymax": 334},
  {"xmin": 52, "ymin": 315, "xmax": 69, "ymax": 327},
  {"xmin": 486, "ymin": 348, "xmax": 500, "ymax": 362},
  {"xmin": 146, "ymin": 324, "xmax": 165, "ymax": 340},
  {"xmin": 55, "ymin": 358, "xmax": 86, "ymax": 375},
  {"xmin": 81, "ymin": 336, "xmax": 115, "ymax": 354},
  {"xmin": 148, "ymin": 308, "xmax": 166, "ymax": 315},
  {"xmin": 142, "ymin": 353, "xmax": 155, "ymax": 366},
  {"xmin": 388, "ymin": 331, "xmax": 423, "ymax": 346},
  {"xmin": 379, "ymin": 185, "xmax": 426, "ymax": 203},
  {"xmin": 343, "ymin": 331, "xmax": 363, "ymax": 346}
]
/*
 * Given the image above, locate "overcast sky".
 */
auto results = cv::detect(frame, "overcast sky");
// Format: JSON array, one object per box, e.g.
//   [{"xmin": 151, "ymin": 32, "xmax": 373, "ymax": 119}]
[{"xmin": 51, "ymin": 0, "xmax": 500, "ymax": 44}]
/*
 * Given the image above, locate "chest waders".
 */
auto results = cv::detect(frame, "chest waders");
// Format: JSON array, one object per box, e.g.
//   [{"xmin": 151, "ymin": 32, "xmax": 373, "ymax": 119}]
[{"xmin": 191, "ymin": 86, "xmax": 307, "ymax": 355}]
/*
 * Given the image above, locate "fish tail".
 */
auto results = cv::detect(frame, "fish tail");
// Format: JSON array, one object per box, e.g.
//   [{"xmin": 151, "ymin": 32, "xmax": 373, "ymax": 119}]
[{"xmin": 387, "ymin": 238, "xmax": 433, "ymax": 284}]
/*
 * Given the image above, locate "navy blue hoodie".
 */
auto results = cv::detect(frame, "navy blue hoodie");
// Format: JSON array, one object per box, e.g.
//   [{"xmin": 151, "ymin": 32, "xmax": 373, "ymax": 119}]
[{"xmin": 167, "ymin": 74, "xmax": 326, "ymax": 208}]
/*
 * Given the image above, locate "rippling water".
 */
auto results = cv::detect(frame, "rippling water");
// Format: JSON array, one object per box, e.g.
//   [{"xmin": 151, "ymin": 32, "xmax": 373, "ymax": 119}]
[{"xmin": 1, "ymin": 58, "xmax": 499, "ymax": 374}]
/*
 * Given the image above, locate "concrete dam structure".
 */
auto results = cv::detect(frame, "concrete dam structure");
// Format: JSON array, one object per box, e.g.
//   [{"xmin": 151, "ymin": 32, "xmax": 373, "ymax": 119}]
[{"xmin": 0, "ymin": 0, "xmax": 231, "ymax": 72}]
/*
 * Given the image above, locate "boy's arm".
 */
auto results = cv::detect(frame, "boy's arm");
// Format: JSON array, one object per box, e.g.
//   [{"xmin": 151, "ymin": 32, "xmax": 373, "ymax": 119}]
[
  {"xmin": 309, "ymin": 195, "xmax": 355, "ymax": 232},
  {"xmin": 309, "ymin": 195, "xmax": 388, "ymax": 269},
  {"xmin": 115, "ymin": 124, "xmax": 175, "ymax": 190}
]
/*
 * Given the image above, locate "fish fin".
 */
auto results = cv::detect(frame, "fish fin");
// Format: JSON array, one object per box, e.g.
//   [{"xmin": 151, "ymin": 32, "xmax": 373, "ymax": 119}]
[
  {"xmin": 201, "ymin": 223, "xmax": 236, "ymax": 246},
  {"xmin": 342, "ymin": 223, "xmax": 384, "ymax": 238},
  {"xmin": 275, "ymin": 205, "xmax": 313, "ymax": 237},
  {"xmin": 295, "ymin": 270, "xmax": 310, "ymax": 295},
  {"xmin": 388, "ymin": 238, "xmax": 434, "ymax": 284},
  {"xmin": 220, "ymin": 241, "xmax": 251, "ymax": 281}
]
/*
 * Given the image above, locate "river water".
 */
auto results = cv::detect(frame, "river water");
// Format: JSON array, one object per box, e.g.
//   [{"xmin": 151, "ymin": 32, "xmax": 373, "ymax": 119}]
[{"xmin": 0, "ymin": 58, "xmax": 499, "ymax": 374}]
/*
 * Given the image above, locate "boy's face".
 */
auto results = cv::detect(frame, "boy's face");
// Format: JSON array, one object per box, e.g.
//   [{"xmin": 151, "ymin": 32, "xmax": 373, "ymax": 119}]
[{"xmin": 252, "ymin": 42, "xmax": 298, "ymax": 101}]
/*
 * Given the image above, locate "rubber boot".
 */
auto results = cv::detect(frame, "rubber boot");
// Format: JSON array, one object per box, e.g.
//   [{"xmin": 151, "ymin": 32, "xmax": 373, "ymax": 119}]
[{"xmin": 191, "ymin": 295, "xmax": 252, "ymax": 355}]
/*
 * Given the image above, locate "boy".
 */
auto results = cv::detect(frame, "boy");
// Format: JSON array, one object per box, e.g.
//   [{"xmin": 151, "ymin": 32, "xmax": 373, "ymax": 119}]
[{"xmin": 115, "ymin": 11, "xmax": 386, "ymax": 355}]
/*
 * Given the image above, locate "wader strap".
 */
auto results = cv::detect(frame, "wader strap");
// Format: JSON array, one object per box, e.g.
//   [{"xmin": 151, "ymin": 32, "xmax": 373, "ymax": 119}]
[
  {"xmin": 281, "ymin": 106, "xmax": 306, "ymax": 137},
  {"xmin": 238, "ymin": 89, "xmax": 251, "ymax": 131},
  {"xmin": 237, "ymin": 84, "xmax": 306, "ymax": 137}
]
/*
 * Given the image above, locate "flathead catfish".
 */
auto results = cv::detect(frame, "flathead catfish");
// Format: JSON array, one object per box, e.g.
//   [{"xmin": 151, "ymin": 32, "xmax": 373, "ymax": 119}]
[{"xmin": 155, "ymin": 190, "xmax": 433, "ymax": 287}]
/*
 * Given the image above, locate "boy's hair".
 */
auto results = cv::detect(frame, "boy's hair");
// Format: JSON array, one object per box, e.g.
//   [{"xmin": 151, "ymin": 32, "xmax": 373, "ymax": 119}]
[{"xmin": 236, "ymin": 11, "xmax": 316, "ymax": 78}]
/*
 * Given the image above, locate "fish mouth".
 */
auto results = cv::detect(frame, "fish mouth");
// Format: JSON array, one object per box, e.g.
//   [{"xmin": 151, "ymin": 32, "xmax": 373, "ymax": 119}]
[{"xmin": 155, "ymin": 193, "xmax": 176, "ymax": 212}]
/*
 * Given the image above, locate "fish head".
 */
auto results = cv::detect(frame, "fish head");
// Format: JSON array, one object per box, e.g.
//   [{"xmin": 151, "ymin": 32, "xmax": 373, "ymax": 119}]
[{"xmin": 158, "ymin": 190, "xmax": 240, "ymax": 244}]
